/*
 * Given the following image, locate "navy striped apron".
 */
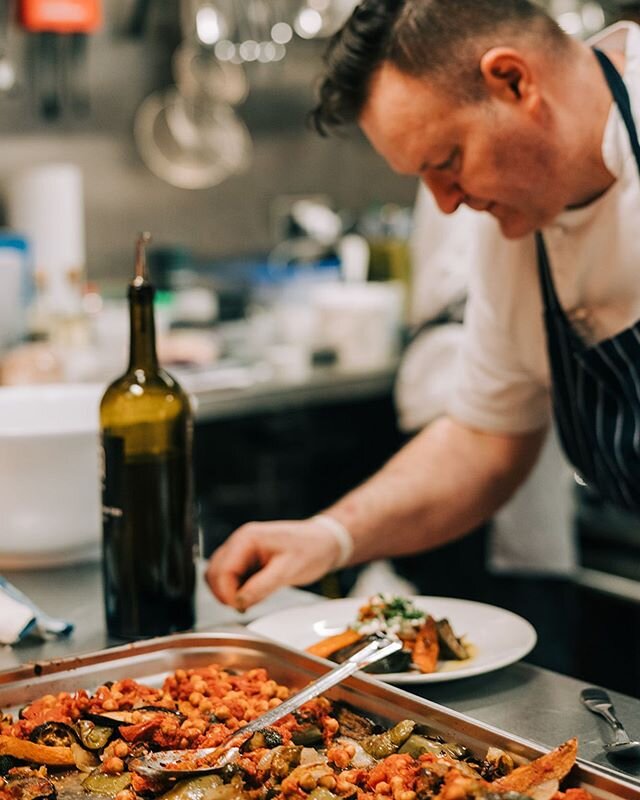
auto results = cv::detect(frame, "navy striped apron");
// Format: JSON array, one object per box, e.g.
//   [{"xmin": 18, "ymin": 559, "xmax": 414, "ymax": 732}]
[{"xmin": 535, "ymin": 48, "xmax": 640, "ymax": 512}]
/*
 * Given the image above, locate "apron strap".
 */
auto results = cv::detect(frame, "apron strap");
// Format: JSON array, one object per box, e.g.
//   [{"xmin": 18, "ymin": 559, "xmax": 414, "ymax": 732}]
[{"xmin": 593, "ymin": 47, "xmax": 640, "ymax": 177}]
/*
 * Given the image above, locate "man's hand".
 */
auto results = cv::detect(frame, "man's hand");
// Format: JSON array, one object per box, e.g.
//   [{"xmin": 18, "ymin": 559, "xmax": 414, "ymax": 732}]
[
  {"xmin": 205, "ymin": 519, "xmax": 342, "ymax": 610},
  {"xmin": 206, "ymin": 417, "xmax": 546, "ymax": 611}
]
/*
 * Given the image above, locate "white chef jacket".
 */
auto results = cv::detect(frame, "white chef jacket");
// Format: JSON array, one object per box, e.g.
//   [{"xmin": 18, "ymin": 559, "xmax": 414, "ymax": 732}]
[{"xmin": 448, "ymin": 22, "xmax": 640, "ymax": 435}]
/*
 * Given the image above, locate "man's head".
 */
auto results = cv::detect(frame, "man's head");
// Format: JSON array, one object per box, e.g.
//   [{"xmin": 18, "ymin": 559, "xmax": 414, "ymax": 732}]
[{"xmin": 311, "ymin": 0, "xmax": 592, "ymax": 238}]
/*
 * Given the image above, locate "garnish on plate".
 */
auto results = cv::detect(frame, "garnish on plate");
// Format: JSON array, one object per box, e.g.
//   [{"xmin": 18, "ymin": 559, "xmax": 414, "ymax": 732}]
[{"xmin": 306, "ymin": 594, "xmax": 471, "ymax": 674}]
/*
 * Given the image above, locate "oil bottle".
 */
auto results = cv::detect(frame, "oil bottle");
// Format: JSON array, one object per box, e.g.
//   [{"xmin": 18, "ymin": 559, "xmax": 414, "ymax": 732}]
[{"xmin": 100, "ymin": 233, "xmax": 195, "ymax": 639}]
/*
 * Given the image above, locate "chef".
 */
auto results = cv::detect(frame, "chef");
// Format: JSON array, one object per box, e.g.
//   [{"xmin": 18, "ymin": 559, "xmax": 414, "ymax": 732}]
[{"xmin": 207, "ymin": 0, "xmax": 640, "ymax": 610}]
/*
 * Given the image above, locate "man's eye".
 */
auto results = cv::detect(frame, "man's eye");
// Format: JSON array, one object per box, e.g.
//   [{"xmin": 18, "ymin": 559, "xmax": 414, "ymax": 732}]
[{"xmin": 433, "ymin": 149, "xmax": 458, "ymax": 171}]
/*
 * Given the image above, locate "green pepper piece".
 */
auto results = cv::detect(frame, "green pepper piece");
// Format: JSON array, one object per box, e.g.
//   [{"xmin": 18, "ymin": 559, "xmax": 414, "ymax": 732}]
[
  {"xmin": 82, "ymin": 770, "xmax": 132, "ymax": 797},
  {"xmin": 308, "ymin": 789, "xmax": 339, "ymax": 800},
  {"xmin": 291, "ymin": 725, "xmax": 324, "ymax": 747},
  {"xmin": 76, "ymin": 720, "xmax": 114, "ymax": 751},
  {"xmin": 159, "ymin": 775, "xmax": 228, "ymax": 800},
  {"xmin": 362, "ymin": 720, "xmax": 415, "ymax": 758}
]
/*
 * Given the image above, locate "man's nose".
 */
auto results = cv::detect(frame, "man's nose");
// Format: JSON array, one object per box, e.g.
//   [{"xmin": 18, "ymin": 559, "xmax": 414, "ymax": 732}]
[{"xmin": 422, "ymin": 174, "xmax": 465, "ymax": 214}]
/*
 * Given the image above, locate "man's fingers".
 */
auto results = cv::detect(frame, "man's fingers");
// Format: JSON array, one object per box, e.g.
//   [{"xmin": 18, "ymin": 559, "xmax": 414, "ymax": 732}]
[
  {"xmin": 206, "ymin": 529, "xmax": 262, "ymax": 606},
  {"xmin": 234, "ymin": 554, "xmax": 294, "ymax": 609}
]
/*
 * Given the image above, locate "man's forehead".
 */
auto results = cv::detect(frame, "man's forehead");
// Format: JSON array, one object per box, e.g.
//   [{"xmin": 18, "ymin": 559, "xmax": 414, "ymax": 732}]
[{"xmin": 359, "ymin": 63, "xmax": 456, "ymax": 171}]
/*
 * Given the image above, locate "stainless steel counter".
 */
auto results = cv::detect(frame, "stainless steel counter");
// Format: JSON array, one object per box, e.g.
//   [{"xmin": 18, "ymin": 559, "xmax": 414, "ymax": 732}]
[
  {"xmin": 178, "ymin": 363, "xmax": 397, "ymax": 421},
  {"xmin": 2, "ymin": 561, "xmax": 640, "ymax": 783}
]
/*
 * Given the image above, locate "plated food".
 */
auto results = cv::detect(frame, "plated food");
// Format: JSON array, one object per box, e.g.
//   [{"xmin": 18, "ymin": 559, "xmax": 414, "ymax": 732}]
[
  {"xmin": 0, "ymin": 661, "xmax": 589, "ymax": 800},
  {"xmin": 306, "ymin": 595, "xmax": 470, "ymax": 675},
  {"xmin": 247, "ymin": 596, "xmax": 537, "ymax": 684}
]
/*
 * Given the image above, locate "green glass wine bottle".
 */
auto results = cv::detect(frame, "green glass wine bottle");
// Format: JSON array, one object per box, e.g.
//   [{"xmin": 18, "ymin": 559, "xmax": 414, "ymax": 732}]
[{"xmin": 100, "ymin": 232, "xmax": 195, "ymax": 640}]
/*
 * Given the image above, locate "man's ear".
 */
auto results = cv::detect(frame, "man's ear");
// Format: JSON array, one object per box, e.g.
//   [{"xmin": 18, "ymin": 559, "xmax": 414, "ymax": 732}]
[{"xmin": 479, "ymin": 47, "xmax": 537, "ymax": 105}]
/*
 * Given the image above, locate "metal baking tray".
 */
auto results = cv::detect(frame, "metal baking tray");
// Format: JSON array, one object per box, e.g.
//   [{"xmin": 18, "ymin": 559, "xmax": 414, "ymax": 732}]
[{"xmin": 0, "ymin": 631, "xmax": 637, "ymax": 800}]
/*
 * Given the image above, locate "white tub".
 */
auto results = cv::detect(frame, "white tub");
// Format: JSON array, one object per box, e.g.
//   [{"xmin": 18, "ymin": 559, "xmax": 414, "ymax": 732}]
[{"xmin": 0, "ymin": 383, "xmax": 104, "ymax": 569}]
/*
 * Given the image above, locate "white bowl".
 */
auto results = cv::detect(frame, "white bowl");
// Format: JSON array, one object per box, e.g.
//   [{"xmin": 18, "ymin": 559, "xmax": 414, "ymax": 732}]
[{"xmin": 0, "ymin": 383, "xmax": 105, "ymax": 569}]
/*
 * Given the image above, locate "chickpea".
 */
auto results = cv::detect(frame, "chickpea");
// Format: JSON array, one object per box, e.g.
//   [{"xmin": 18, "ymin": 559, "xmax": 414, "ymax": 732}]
[
  {"xmin": 193, "ymin": 680, "xmax": 207, "ymax": 694},
  {"xmin": 276, "ymin": 687, "xmax": 290, "ymax": 700},
  {"xmin": 298, "ymin": 772, "xmax": 318, "ymax": 792},
  {"xmin": 214, "ymin": 705, "xmax": 231, "ymax": 721},
  {"xmin": 374, "ymin": 782, "xmax": 391, "ymax": 795},
  {"xmin": 111, "ymin": 691, "xmax": 123, "ymax": 701},
  {"xmin": 261, "ymin": 680, "xmax": 277, "ymax": 699},
  {"xmin": 189, "ymin": 692, "xmax": 204, "ymax": 707},
  {"xmin": 102, "ymin": 699, "xmax": 117, "ymax": 711},
  {"xmin": 175, "ymin": 669, "xmax": 187, "ymax": 681},
  {"xmin": 102, "ymin": 757, "xmax": 124, "ymax": 775},
  {"xmin": 397, "ymin": 792, "xmax": 416, "ymax": 800},
  {"xmin": 324, "ymin": 718, "xmax": 339, "ymax": 734},
  {"xmin": 114, "ymin": 791, "xmax": 136, "ymax": 800},
  {"xmin": 268, "ymin": 698, "xmax": 282, "ymax": 709},
  {"xmin": 336, "ymin": 779, "xmax": 357, "ymax": 796},
  {"xmin": 113, "ymin": 741, "xmax": 129, "ymax": 759},
  {"xmin": 318, "ymin": 775, "xmax": 337, "ymax": 791},
  {"xmin": 328, "ymin": 748, "xmax": 352, "ymax": 769},
  {"xmin": 199, "ymin": 699, "xmax": 213, "ymax": 714}
]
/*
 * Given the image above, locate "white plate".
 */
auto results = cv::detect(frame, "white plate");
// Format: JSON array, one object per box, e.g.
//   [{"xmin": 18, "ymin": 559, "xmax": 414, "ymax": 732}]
[{"xmin": 247, "ymin": 595, "xmax": 537, "ymax": 684}]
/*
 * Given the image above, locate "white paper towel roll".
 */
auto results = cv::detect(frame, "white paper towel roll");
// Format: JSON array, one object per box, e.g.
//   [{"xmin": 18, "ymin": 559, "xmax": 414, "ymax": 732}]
[{"xmin": 7, "ymin": 163, "xmax": 85, "ymax": 314}]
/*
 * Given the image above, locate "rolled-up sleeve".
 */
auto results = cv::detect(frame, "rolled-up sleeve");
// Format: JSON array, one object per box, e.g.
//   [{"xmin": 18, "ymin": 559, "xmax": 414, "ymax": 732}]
[{"xmin": 446, "ymin": 226, "xmax": 551, "ymax": 434}]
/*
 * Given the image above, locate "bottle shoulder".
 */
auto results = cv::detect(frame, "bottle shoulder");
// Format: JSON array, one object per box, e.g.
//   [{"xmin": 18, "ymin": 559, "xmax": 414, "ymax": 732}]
[{"xmin": 100, "ymin": 368, "xmax": 192, "ymax": 428}]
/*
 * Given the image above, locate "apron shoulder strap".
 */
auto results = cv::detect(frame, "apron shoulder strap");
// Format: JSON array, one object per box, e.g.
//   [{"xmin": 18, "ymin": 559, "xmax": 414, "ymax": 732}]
[{"xmin": 593, "ymin": 47, "xmax": 640, "ymax": 176}]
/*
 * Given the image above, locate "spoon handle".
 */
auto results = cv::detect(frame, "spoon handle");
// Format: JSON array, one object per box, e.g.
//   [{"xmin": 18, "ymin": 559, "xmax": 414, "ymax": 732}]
[{"xmin": 581, "ymin": 687, "xmax": 630, "ymax": 743}]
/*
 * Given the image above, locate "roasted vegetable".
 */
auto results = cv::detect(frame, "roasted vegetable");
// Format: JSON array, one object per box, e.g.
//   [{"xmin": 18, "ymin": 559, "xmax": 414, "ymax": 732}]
[
  {"xmin": 0, "ymin": 735, "xmax": 75, "ymax": 767},
  {"xmin": 330, "ymin": 635, "xmax": 412, "ymax": 674},
  {"xmin": 0, "ymin": 755, "xmax": 20, "ymax": 775},
  {"xmin": 29, "ymin": 723, "xmax": 78, "ymax": 749},
  {"xmin": 308, "ymin": 789, "xmax": 338, "ymax": 800},
  {"xmin": 270, "ymin": 746, "xmax": 302, "ymax": 779},
  {"xmin": 436, "ymin": 619, "xmax": 470, "ymax": 661},
  {"xmin": 158, "ymin": 775, "xmax": 238, "ymax": 800},
  {"xmin": 86, "ymin": 706, "xmax": 184, "ymax": 728},
  {"xmin": 241, "ymin": 728, "xmax": 284, "ymax": 751},
  {"xmin": 361, "ymin": 720, "xmax": 416, "ymax": 758},
  {"xmin": 492, "ymin": 739, "xmax": 578, "ymax": 794},
  {"xmin": 411, "ymin": 617, "xmax": 439, "ymax": 674},
  {"xmin": 3, "ymin": 767, "xmax": 56, "ymax": 800},
  {"xmin": 399, "ymin": 734, "xmax": 469, "ymax": 760},
  {"xmin": 74, "ymin": 721, "xmax": 114, "ymax": 751},
  {"xmin": 82, "ymin": 770, "xmax": 133, "ymax": 796},
  {"xmin": 306, "ymin": 630, "xmax": 362, "ymax": 660},
  {"xmin": 291, "ymin": 725, "xmax": 324, "ymax": 747},
  {"xmin": 334, "ymin": 705, "xmax": 379, "ymax": 740}
]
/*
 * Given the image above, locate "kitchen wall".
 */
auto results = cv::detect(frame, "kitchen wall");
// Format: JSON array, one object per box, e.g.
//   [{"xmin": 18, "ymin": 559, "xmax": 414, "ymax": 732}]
[{"xmin": 0, "ymin": 3, "xmax": 416, "ymax": 282}]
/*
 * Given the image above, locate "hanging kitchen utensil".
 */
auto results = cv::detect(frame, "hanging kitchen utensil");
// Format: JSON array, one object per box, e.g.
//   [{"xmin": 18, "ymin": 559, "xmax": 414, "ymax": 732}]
[
  {"xmin": 0, "ymin": 0, "xmax": 17, "ymax": 95},
  {"xmin": 18, "ymin": 0, "xmax": 102, "ymax": 120},
  {"xmin": 134, "ymin": 86, "xmax": 252, "ymax": 189}
]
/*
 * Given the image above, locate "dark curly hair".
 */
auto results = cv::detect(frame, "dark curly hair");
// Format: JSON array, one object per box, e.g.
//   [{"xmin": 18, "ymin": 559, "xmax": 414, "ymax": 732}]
[{"xmin": 310, "ymin": 0, "xmax": 570, "ymax": 135}]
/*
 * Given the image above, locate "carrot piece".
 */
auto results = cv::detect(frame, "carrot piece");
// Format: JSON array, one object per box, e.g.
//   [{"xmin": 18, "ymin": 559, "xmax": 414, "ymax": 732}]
[
  {"xmin": 411, "ymin": 616, "xmax": 439, "ymax": 673},
  {"xmin": 0, "ymin": 734, "xmax": 76, "ymax": 766},
  {"xmin": 306, "ymin": 628, "xmax": 363, "ymax": 659}
]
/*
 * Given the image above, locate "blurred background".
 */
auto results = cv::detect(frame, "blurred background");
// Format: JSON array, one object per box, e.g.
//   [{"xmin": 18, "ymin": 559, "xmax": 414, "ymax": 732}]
[{"xmin": 0, "ymin": 0, "xmax": 639, "ymax": 695}]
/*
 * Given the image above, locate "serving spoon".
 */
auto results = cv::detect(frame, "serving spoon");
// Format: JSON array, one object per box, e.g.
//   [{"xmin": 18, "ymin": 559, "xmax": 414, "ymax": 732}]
[
  {"xmin": 130, "ymin": 634, "xmax": 402, "ymax": 779},
  {"xmin": 581, "ymin": 687, "xmax": 640, "ymax": 760}
]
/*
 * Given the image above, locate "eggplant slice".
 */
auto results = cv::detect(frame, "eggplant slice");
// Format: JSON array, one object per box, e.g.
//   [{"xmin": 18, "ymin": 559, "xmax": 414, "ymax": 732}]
[
  {"xmin": 29, "ymin": 724, "xmax": 78, "ymax": 749},
  {"xmin": 329, "ymin": 635, "xmax": 412, "ymax": 674},
  {"xmin": 85, "ymin": 706, "xmax": 184, "ymax": 728},
  {"xmin": 436, "ymin": 619, "xmax": 470, "ymax": 660}
]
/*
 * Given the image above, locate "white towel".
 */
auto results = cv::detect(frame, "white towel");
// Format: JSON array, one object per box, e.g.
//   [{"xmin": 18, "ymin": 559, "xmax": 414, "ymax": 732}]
[{"xmin": 0, "ymin": 576, "xmax": 73, "ymax": 645}]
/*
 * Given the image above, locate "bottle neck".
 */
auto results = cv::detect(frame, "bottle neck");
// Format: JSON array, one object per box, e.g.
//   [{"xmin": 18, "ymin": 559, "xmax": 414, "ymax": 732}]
[{"xmin": 128, "ymin": 284, "xmax": 159, "ymax": 371}]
